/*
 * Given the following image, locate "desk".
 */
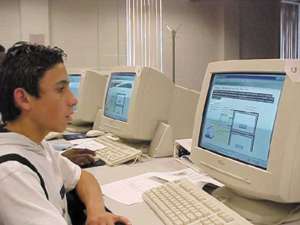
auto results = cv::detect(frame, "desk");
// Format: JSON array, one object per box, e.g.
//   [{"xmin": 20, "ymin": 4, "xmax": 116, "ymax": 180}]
[
  {"xmin": 87, "ymin": 158, "xmax": 300, "ymax": 225},
  {"xmin": 88, "ymin": 158, "xmax": 185, "ymax": 225}
]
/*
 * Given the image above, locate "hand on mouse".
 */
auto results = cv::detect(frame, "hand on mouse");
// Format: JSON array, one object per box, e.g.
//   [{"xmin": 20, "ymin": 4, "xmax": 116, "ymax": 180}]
[
  {"xmin": 62, "ymin": 148, "xmax": 96, "ymax": 166},
  {"xmin": 86, "ymin": 211, "xmax": 131, "ymax": 225}
]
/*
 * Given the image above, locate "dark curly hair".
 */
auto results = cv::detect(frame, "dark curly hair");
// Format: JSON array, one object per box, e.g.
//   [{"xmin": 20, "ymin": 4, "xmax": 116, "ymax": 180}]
[
  {"xmin": 0, "ymin": 41, "xmax": 66, "ymax": 123},
  {"xmin": 0, "ymin": 44, "xmax": 5, "ymax": 53}
]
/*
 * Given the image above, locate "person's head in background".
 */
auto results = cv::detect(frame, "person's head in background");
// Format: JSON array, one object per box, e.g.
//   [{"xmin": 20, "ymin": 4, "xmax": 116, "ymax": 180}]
[
  {"xmin": 0, "ymin": 44, "xmax": 5, "ymax": 64},
  {"xmin": 0, "ymin": 42, "xmax": 77, "ymax": 141}
]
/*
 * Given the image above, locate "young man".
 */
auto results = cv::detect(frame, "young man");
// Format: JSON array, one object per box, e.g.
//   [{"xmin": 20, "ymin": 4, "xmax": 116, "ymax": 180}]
[{"xmin": 0, "ymin": 42, "xmax": 130, "ymax": 225}]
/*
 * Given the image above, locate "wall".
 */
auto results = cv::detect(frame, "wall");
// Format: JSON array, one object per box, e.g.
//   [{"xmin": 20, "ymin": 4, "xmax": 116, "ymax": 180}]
[
  {"xmin": 0, "ymin": 0, "xmax": 224, "ymax": 91},
  {"xmin": 0, "ymin": 0, "xmax": 126, "ymax": 71},
  {"xmin": 223, "ymin": 0, "xmax": 240, "ymax": 60},
  {"xmin": 0, "ymin": 0, "xmax": 21, "ymax": 48},
  {"xmin": 0, "ymin": 0, "xmax": 49, "ymax": 47},
  {"xmin": 238, "ymin": 0, "xmax": 281, "ymax": 59},
  {"xmin": 50, "ymin": 0, "xmax": 126, "ymax": 70},
  {"xmin": 98, "ymin": 0, "xmax": 127, "ymax": 70},
  {"xmin": 0, "ymin": 0, "xmax": 281, "ymax": 91},
  {"xmin": 20, "ymin": 0, "xmax": 49, "ymax": 45},
  {"xmin": 50, "ymin": 0, "xmax": 99, "ymax": 69},
  {"xmin": 162, "ymin": 0, "xmax": 225, "ymax": 91}
]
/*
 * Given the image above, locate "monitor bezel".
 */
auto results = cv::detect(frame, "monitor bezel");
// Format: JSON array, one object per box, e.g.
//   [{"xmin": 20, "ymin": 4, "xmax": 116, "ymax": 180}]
[
  {"xmin": 190, "ymin": 59, "xmax": 300, "ymax": 202},
  {"xmin": 69, "ymin": 69, "xmax": 109, "ymax": 125},
  {"xmin": 99, "ymin": 66, "xmax": 174, "ymax": 141},
  {"xmin": 100, "ymin": 67, "xmax": 142, "ymax": 138}
]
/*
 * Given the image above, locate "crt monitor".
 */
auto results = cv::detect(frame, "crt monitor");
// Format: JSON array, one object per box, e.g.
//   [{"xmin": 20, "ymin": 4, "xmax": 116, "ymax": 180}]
[
  {"xmin": 69, "ymin": 69, "xmax": 108, "ymax": 125},
  {"xmin": 100, "ymin": 66, "xmax": 173, "ymax": 141},
  {"xmin": 190, "ymin": 59, "xmax": 300, "ymax": 222}
]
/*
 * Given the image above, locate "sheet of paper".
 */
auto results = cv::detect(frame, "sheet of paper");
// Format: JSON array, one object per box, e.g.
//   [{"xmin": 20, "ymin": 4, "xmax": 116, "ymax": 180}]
[
  {"xmin": 69, "ymin": 138, "xmax": 95, "ymax": 145},
  {"xmin": 198, "ymin": 174, "xmax": 224, "ymax": 187},
  {"xmin": 154, "ymin": 168, "xmax": 207, "ymax": 183},
  {"xmin": 47, "ymin": 139, "xmax": 73, "ymax": 151},
  {"xmin": 72, "ymin": 139, "xmax": 106, "ymax": 151},
  {"xmin": 155, "ymin": 168, "xmax": 223, "ymax": 187},
  {"xmin": 175, "ymin": 139, "xmax": 192, "ymax": 152},
  {"xmin": 102, "ymin": 173, "xmax": 161, "ymax": 205},
  {"xmin": 48, "ymin": 138, "xmax": 107, "ymax": 151},
  {"xmin": 102, "ymin": 168, "xmax": 223, "ymax": 205}
]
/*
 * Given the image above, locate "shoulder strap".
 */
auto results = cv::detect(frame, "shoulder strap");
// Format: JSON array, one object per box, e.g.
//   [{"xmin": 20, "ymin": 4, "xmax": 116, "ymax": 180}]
[{"xmin": 0, "ymin": 153, "xmax": 49, "ymax": 200}]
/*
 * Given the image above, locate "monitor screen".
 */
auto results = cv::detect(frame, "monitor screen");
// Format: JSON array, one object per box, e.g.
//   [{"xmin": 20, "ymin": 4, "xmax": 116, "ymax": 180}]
[
  {"xmin": 69, "ymin": 74, "xmax": 81, "ymax": 98},
  {"xmin": 104, "ymin": 72, "xmax": 136, "ymax": 122},
  {"xmin": 199, "ymin": 73, "xmax": 285, "ymax": 169}
]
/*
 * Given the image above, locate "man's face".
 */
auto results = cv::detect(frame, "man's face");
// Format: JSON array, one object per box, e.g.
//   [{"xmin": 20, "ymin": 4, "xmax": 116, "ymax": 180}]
[{"xmin": 28, "ymin": 63, "xmax": 77, "ymax": 133}]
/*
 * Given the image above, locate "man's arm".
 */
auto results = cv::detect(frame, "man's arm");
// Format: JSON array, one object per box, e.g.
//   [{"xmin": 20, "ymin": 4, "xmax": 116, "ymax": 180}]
[
  {"xmin": 0, "ymin": 167, "xmax": 68, "ymax": 225},
  {"xmin": 75, "ymin": 171, "xmax": 131, "ymax": 225}
]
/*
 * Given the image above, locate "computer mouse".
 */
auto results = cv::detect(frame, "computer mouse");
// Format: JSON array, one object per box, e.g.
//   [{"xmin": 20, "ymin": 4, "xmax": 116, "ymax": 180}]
[
  {"xmin": 115, "ymin": 222, "xmax": 126, "ymax": 225},
  {"xmin": 104, "ymin": 208, "xmax": 126, "ymax": 225},
  {"xmin": 202, "ymin": 182, "xmax": 219, "ymax": 194},
  {"xmin": 86, "ymin": 130, "xmax": 105, "ymax": 138},
  {"xmin": 81, "ymin": 159, "xmax": 105, "ymax": 169}
]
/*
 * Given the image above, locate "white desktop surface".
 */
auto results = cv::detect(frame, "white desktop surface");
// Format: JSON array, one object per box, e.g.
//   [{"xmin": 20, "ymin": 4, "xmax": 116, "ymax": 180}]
[{"xmin": 87, "ymin": 158, "xmax": 300, "ymax": 225}]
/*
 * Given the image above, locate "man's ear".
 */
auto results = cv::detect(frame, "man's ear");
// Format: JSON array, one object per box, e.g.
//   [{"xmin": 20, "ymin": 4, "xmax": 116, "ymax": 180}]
[{"xmin": 13, "ymin": 88, "xmax": 32, "ymax": 111}]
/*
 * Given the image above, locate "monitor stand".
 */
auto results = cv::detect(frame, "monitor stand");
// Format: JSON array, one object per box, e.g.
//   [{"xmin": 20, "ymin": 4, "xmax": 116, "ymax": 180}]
[{"xmin": 211, "ymin": 187, "xmax": 300, "ymax": 225}]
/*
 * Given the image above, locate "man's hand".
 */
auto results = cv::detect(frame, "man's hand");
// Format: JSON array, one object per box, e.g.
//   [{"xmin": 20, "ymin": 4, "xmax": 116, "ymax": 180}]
[
  {"xmin": 62, "ymin": 148, "xmax": 95, "ymax": 166},
  {"xmin": 86, "ymin": 212, "xmax": 131, "ymax": 225},
  {"xmin": 76, "ymin": 171, "xmax": 131, "ymax": 225}
]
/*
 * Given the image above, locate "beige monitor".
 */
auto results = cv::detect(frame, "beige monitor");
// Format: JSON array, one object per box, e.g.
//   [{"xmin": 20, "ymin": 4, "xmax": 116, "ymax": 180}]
[
  {"xmin": 148, "ymin": 85, "xmax": 200, "ymax": 157},
  {"xmin": 190, "ymin": 59, "xmax": 300, "ymax": 224},
  {"xmin": 100, "ymin": 66, "xmax": 173, "ymax": 141},
  {"xmin": 69, "ymin": 69, "xmax": 108, "ymax": 125},
  {"xmin": 168, "ymin": 85, "xmax": 200, "ymax": 140}
]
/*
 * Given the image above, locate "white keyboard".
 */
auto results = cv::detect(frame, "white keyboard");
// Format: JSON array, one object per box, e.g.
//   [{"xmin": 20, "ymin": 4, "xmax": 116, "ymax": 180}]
[
  {"xmin": 94, "ymin": 135, "xmax": 142, "ymax": 166},
  {"xmin": 143, "ymin": 179, "xmax": 254, "ymax": 225}
]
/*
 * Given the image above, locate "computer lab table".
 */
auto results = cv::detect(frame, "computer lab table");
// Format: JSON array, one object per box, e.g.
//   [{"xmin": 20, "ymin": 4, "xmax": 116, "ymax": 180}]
[
  {"xmin": 86, "ymin": 157, "xmax": 300, "ymax": 225},
  {"xmin": 87, "ymin": 158, "xmax": 186, "ymax": 225}
]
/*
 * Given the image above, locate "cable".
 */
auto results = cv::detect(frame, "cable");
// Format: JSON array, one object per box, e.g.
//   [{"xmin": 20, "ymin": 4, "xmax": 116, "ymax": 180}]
[{"xmin": 274, "ymin": 204, "xmax": 300, "ymax": 225}]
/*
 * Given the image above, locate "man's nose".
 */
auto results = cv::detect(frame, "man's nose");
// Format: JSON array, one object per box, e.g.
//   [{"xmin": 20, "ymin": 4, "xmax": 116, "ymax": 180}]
[{"xmin": 68, "ymin": 90, "xmax": 78, "ymax": 107}]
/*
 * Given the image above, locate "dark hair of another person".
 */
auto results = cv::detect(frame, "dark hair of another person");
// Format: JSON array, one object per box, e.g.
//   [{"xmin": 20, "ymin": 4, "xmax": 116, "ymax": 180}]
[
  {"xmin": 0, "ymin": 41, "xmax": 66, "ymax": 123},
  {"xmin": 0, "ymin": 45, "xmax": 5, "ymax": 53},
  {"xmin": 0, "ymin": 45, "xmax": 6, "ymax": 64}
]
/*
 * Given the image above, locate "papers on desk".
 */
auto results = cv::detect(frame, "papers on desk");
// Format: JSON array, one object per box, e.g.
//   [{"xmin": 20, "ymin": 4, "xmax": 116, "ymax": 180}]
[
  {"xmin": 47, "ymin": 139, "xmax": 73, "ymax": 151},
  {"xmin": 48, "ymin": 138, "xmax": 106, "ymax": 151},
  {"xmin": 69, "ymin": 139, "xmax": 106, "ymax": 151},
  {"xmin": 175, "ymin": 138, "xmax": 192, "ymax": 153},
  {"xmin": 102, "ymin": 168, "xmax": 223, "ymax": 205}
]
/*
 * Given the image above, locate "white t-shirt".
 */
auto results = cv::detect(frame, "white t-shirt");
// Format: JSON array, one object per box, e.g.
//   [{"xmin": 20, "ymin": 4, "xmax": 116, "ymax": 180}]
[{"xmin": 0, "ymin": 132, "xmax": 81, "ymax": 225}]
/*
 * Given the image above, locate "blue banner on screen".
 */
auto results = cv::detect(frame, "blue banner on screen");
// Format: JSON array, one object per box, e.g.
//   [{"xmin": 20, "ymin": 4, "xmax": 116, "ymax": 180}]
[
  {"xmin": 199, "ymin": 73, "xmax": 285, "ymax": 169},
  {"xmin": 104, "ymin": 73, "xmax": 136, "ymax": 122}
]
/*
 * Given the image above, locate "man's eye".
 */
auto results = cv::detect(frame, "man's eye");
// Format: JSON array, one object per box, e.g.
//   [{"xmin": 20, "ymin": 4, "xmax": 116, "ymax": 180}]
[{"xmin": 57, "ymin": 86, "xmax": 65, "ymax": 92}]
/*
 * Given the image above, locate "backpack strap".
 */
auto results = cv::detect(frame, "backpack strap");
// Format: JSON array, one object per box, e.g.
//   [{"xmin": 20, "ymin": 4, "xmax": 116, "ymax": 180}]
[{"xmin": 0, "ymin": 153, "xmax": 49, "ymax": 200}]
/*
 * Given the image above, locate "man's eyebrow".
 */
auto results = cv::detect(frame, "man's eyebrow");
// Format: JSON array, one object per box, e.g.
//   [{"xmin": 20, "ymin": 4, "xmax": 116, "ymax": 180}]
[{"xmin": 55, "ymin": 80, "xmax": 70, "ymax": 86}]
